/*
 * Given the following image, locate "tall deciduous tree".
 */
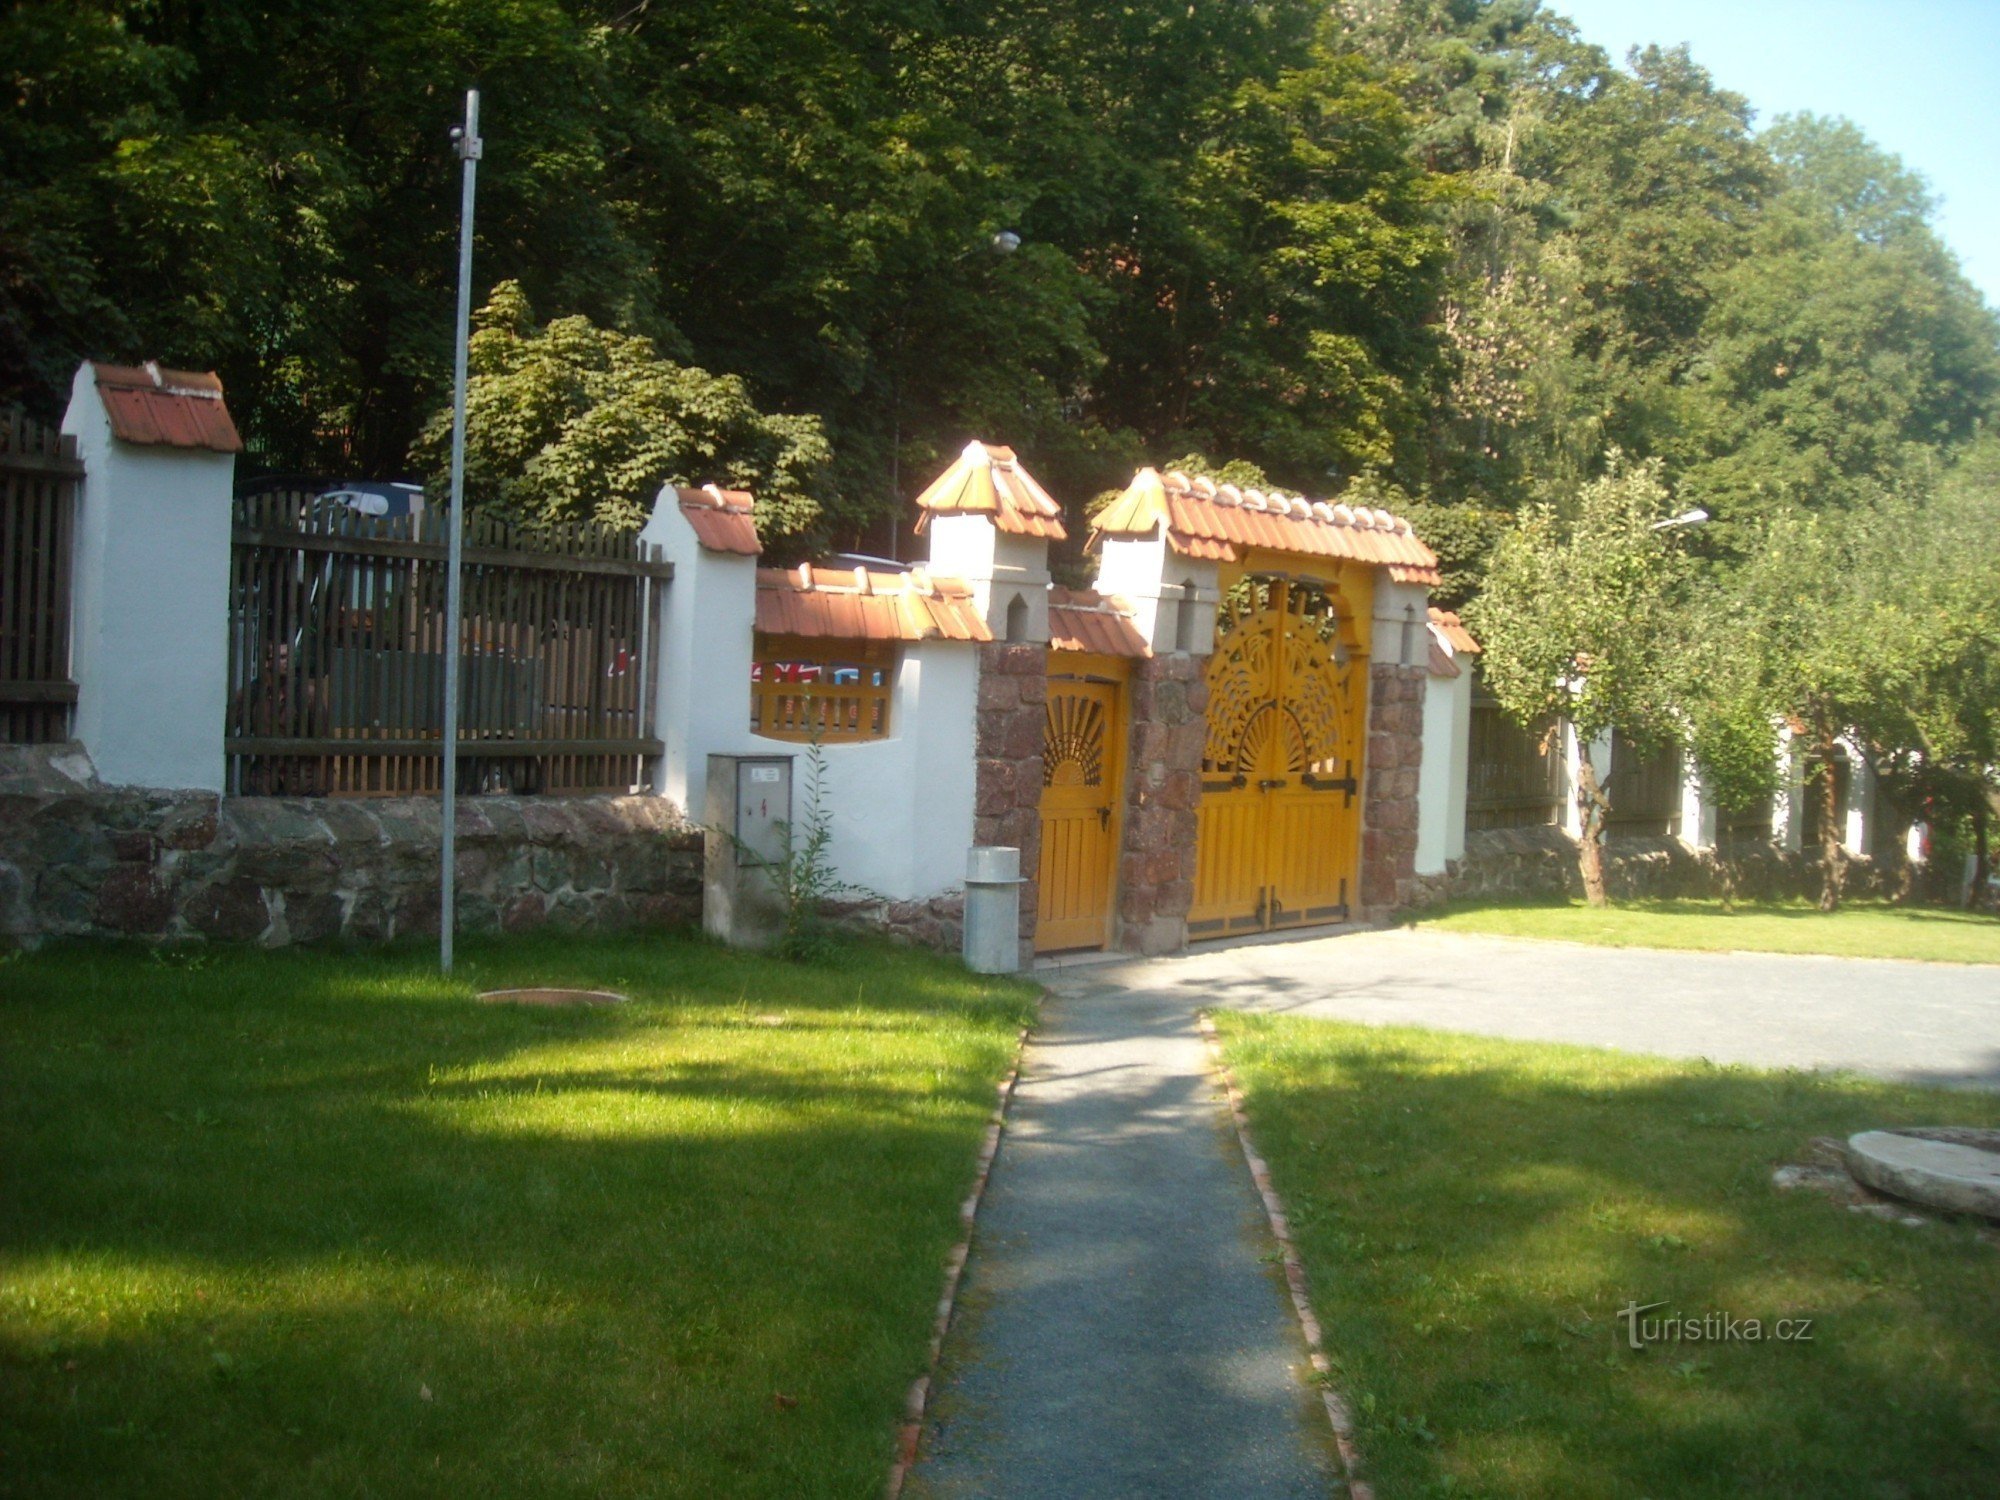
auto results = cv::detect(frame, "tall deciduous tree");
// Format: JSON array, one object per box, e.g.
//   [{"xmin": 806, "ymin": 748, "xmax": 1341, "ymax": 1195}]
[
  {"xmin": 1679, "ymin": 115, "xmax": 2000, "ymax": 539},
  {"xmin": 1465, "ymin": 453, "xmax": 1689, "ymax": 904},
  {"xmin": 413, "ymin": 283, "xmax": 833, "ymax": 547}
]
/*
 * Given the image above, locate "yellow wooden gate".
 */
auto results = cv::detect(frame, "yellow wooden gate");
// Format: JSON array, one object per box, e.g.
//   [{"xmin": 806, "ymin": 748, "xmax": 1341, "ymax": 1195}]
[
  {"xmin": 1036, "ymin": 670, "xmax": 1124, "ymax": 952},
  {"xmin": 1190, "ymin": 578, "xmax": 1363, "ymax": 938}
]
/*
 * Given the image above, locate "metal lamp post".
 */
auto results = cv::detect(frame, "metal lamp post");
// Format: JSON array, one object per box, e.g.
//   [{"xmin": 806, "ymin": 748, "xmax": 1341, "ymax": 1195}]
[{"xmin": 441, "ymin": 90, "xmax": 482, "ymax": 974}]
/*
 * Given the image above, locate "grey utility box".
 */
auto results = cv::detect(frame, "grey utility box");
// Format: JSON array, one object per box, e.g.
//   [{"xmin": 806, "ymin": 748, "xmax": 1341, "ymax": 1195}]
[{"xmin": 704, "ymin": 753, "xmax": 795, "ymax": 950}]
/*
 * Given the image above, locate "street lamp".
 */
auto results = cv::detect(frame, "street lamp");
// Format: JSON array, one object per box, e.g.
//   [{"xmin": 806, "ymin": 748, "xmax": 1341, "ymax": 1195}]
[{"xmin": 1651, "ymin": 507, "xmax": 1710, "ymax": 531}]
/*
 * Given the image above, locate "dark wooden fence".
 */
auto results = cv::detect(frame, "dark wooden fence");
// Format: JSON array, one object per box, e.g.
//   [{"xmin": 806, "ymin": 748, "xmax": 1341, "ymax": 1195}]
[
  {"xmin": 1466, "ymin": 677, "xmax": 1563, "ymax": 830},
  {"xmin": 0, "ymin": 410, "xmax": 81, "ymax": 744},
  {"xmin": 1605, "ymin": 729, "xmax": 1682, "ymax": 837},
  {"xmin": 227, "ymin": 489, "xmax": 671, "ymax": 796}
]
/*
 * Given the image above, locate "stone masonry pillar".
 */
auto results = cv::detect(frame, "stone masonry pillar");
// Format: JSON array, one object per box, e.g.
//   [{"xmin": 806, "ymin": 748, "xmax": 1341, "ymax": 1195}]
[
  {"xmin": 1114, "ymin": 653, "xmax": 1209, "ymax": 955},
  {"xmin": 973, "ymin": 643, "xmax": 1047, "ymax": 967}
]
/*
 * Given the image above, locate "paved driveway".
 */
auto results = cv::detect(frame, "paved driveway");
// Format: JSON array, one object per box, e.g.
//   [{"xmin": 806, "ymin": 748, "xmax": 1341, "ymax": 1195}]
[{"xmin": 1045, "ymin": 927, "xmax": 2000, "ymax": 1091}]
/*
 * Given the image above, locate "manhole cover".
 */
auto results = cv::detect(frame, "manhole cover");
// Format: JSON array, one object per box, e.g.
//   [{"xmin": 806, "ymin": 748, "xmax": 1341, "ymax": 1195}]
[{"xmin": 477, "ymin": 988, "xmax": 628, "ymax": 1008}]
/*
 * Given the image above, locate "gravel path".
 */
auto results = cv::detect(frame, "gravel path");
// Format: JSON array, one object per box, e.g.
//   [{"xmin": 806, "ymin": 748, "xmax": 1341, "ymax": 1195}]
[{"xmin": 907, "ymin": 975, "xmax": 1339, "ymax": 1498}]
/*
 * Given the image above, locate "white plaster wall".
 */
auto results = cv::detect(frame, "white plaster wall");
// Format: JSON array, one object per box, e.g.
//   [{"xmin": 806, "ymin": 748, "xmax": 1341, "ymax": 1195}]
[
  {"xmin": 645, "ymin": 485, "xmax": 981, "ymax": 904},
  {"xmin": 641, "ymin": 489, "xmax": 760, "ymax": 820},
  {"xmin": 811, "ymin": 641, "xmax": 979, "ymax": 901},
  {"xmin": 61, "ymin": 364, "xmax": 235, "ymax": 792},
  {"xmin": 1416, "ymin": 654, "xmax": 1472, "ymax": 874}
]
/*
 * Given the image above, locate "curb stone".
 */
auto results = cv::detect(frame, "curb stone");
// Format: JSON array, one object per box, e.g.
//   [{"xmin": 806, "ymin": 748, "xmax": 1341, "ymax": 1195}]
[
  {"xmin": 884, "ymin": 1017, "xmax": 1034, "ymax": 1499},
  {"xmin": 1198, "ymin": 1012, "xmax": 1375, "ymax": 1500}
]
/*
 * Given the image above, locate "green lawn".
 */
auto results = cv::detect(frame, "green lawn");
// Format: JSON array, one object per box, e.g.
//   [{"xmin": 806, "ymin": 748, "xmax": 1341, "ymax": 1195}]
[
  {"xmin": 1409, "ymin": 896, "xmax": 2000, "ymax": 964},
  {"xmin": 0, "ymin": 934, "xmax": 1036, "ymax": 1499},
  {"xmin": 1213, "ymin": 1014, "xmax": 2000, "ymax": 1499}
]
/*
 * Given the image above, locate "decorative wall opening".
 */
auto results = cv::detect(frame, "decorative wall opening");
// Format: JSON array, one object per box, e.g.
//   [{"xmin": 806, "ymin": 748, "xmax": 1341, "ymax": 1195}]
[
  {"xmin": 1004, "ymin": 592, "xmax": 1029, "ymax": 642},
  {"xmin": 750, "ymin": 634, "xmax": 895, "ymax": 742}
]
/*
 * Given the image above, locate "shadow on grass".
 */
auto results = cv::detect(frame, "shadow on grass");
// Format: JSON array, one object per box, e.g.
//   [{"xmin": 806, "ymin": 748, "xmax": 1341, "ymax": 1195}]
[
  {"xmin": 0, "ymin": 934, "xmax": 1033, "ymax": 1500},
  {"xmin": 1219, "ymin": 1017, "xmax": 2000, "ymax": 1499}
]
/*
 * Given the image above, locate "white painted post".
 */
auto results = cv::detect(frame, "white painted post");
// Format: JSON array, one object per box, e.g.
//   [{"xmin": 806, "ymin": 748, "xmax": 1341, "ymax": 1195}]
[
  {"xmin": 1841, "ymin": 736, "xmax": 1874, "ymax": 857},
  {"xmin": 61, "ymin": 364, "xmax": 236, "ymax": 791},
  {"xmin": 641, "ymin": 488, "xmax": 759, "ymax": 822},
  {"xmin": 1678, "ymin": 752, "xmax": 1718, "ymax": 850},
  {"xmin": 1416, "ymin": 627, "xmax": 1473, "ymax": 875},
  {"xmin": 1092, "ymin": 529, "xmax": 1219, "ymax": 656},
  {"xmin": 1773, "ymin": 724, "xmax": 1805, "ymax": 852},
  {"xmin": 926, "ymin": 515, "xmax": 1053, "ymax": 643},
  {"xmin": 1560, "ymin": 724, "xmax": 1614, "ymax": 839}
]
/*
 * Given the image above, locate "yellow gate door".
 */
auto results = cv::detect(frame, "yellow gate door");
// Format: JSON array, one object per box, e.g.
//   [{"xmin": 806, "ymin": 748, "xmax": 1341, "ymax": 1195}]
[
  {"xmin": 1190, "ymin": 578, "xmax": 1363, "ymax": 938},
  {"xmin": 1036, "ymin": 674, "xmax": 1123, "ymax": 952}
]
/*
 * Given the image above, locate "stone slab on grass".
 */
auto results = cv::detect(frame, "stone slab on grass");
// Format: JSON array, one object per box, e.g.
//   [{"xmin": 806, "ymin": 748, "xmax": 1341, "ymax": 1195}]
[{"xmin": 1845, "ymin": 1129, "xmax": 2000, "ymax": 1220}]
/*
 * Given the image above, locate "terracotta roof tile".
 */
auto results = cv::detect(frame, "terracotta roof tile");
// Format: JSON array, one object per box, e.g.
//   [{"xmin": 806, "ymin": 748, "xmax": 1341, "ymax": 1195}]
[
  {"xmin": 1048, "ymin": 586, "xmax": 1150, "ymax": 658},
  {"xmin": 755, "ymin": 563, "xmax": 991, "ymax": 644},
  {"xmin": 675, "ymin": 484, "xmax": 760, "ymax": 555},
  {"xmin": 91, "ymin": 362, "xmax": 242, "ymax": 453},
  {"xmin": 1427, "ymin": 607, "xmax": 1479, "ymax": 655},
  {"xmin": 1093, "ymin": 466, "xmax": 1442, "ymax": 580},
  {"xmin": 912, "ymin": 440, "xmax": 1068, "ymax": 540}
]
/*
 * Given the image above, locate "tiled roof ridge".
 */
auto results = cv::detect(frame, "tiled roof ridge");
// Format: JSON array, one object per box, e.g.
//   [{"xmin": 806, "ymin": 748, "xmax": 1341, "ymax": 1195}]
[
  {"xmin": 676, "ymin": 482, "xmax": 753, "ymax": 511},
  {"xmin": 1155, "ymin": 466, "xmax": 1422, "ymax": 539},
  {"xmin": 1091, "ymin": 464, "xmax": 1439, "ymax": 580},
  {"xmin": 910, "ymin": 438, "xmax": 1069, "ymax": 540},
  {"xmin": 673, "ymin": 483, "xmax": 760, "ymax": 555},
  {"xmin": 1427, "ymin": 606, "xmax": 1480, "ymax": 655},
  {"xmin": 93, "ymin": 361, "xmax": 227, "ymax": 400},
  {"xmin": 89, "ymin": 360, "xmax": 242, "ymax": 453},
  {"xmin": 754, "ymin": 561, "xmax": 989, "ymax": 644}
]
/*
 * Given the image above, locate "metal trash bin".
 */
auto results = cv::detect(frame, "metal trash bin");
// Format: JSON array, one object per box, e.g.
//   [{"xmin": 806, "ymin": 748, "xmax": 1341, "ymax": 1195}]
[{"xmin": 963, "ymin": 845, "xmax": 1026, "ymax": 974}]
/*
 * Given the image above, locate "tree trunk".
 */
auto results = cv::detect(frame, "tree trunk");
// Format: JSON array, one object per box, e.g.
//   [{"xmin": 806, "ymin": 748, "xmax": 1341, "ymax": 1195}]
[
  {"xmin": 1575, "ymin": 750, "xmax": 1610, "ymax": 908},
  {"xmin": 1814, "ymin": 718, "xmax": 1846, "ymax": 913}
]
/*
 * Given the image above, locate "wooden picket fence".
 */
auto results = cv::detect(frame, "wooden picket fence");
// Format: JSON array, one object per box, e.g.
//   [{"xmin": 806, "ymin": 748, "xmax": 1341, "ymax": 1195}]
[
  {"xmin": 1466, "ymin": 679, "xmax": 1563, "ymax": 831},
  {"xmin": 1605, "ymin": 728, "xmax": 1683, "ymax": 836},
  {"xmin": 0, "ymin": 409, "xmax": 81, "ymax": 744},
  {"xmin": 227, "ymin": 488, "xmax": 671, "ymax": 796}
]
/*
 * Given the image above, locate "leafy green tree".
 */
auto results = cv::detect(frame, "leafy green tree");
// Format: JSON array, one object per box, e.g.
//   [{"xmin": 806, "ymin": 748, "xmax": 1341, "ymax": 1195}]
[
  {"xmin": 414, "ymin": 283, "xmax": 832, "ymax": 547},
  {"xmin": 1676, "ymin": 576, "xmax": 1784, "ymax": 902},
  {"xmin": 1862, "ymin": 440, "xmax": 2000, "ymax": 898},
  {"xmin": 1465, "ymin": 453, "xmax": 1689, "ymax": 904},
  {"xmin": 1679, "ymin": 115, "xmax": 2000, "ymax": 537}
]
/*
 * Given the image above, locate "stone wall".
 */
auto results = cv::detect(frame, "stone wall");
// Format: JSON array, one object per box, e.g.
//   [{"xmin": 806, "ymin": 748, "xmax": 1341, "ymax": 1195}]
[
  {"xmin": 832, "ymin": 893, "xmax": 968, "ymax": 954},
  {"xmin": 1406, "ymin": 821, "xmax": 1888, "ymax": 909},
  {"xmin": 0, "ymin": 744, "xmax": 702, "ymax": 949},
  {"xmin": 973, "ymin": 643, "xmax": 1048, "ymax": 966},
  {"xmin": 1114, "ymin": 653, "xmax": 1209, "ymax": 955},
  {"xmin": 1359, "ymin": 663, "xmax": 1427, "ymax": 919}
]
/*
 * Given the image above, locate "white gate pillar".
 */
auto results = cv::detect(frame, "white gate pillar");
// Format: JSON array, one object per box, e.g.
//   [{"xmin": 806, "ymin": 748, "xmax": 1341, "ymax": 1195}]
[
  {"xmin": 61, "ymin": 362, "xmax": 239, "ymax": 792},
  {"xmin": 642, "ymin": 486, "xmax": 761, "ymax": 820}
]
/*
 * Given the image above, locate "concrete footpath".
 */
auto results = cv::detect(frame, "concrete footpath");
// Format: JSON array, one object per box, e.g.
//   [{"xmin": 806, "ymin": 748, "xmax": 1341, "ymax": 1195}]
[{"xmin": 906, "ymin": 974, "xmax": 1338, "ymax": 1498}]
